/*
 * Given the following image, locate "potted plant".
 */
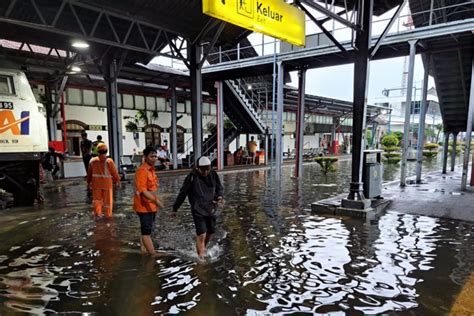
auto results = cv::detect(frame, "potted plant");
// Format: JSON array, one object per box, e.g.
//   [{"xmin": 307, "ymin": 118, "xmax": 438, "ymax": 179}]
[
  {"xmin": 381, "ymin": 134, "xmax": 401, "ymax": 164},
  {"xmin": 423, "ymin": 143, "xmax": 439, "ymax": 160},
  {"xmin": 314, "ymin": 156, "xmax": 338, "ymax": 175}
]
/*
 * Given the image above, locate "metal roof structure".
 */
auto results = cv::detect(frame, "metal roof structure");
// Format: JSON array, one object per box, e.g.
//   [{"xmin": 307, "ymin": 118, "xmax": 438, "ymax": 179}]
[
  {"xmin": 0, "ymin": 0, "xmax": 410, "ymax": 79},
  {"xmin": 0, "ymin": 0, "xmax": 250, "ymax": 66},
  {"xmin": 202, "ymin": 18, "xmax": 474, "ymax": 79}
]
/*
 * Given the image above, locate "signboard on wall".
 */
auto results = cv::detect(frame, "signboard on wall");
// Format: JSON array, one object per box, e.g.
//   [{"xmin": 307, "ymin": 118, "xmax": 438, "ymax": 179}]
[{"xmin": 202, "ymin": 0, "xmax": 305, "ymax": 46}]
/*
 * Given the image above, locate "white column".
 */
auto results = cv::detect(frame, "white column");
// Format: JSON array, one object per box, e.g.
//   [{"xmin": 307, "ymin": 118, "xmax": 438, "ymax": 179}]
[{"xmin": 400, "ymin": 40, "xmax": 417, "ymax": 187}]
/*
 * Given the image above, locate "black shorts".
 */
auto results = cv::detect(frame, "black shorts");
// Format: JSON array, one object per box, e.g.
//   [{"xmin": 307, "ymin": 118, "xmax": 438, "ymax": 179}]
[
  {"xmin": 136, "ymin": 212, "xmax": 156, "ymax": 235},
  {"xmin": 192, "ymin": 214, "xmax": 216, "ymax": 235}
]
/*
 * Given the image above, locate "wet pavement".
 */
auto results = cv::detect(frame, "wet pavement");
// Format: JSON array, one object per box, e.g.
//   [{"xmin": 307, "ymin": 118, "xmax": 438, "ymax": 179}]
[
  {"xmin": 0, "ymin": 158, "xmax": 473, "ymax": 314},
  {"xmin": 383, "ymin": 165, "xmax": 474, "ymax": 222}
]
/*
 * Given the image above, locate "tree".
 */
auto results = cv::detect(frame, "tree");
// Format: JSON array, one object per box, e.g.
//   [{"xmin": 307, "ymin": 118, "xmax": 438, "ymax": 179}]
[
  {"xmin": 391, "ymin": 131, "xmax": 403, "ymax": 143},
  {"xmin": 381, "ymin": 134, "xmax": 401, "ymax": 164},
  {"xmin": 314, "ymin": 157, "xmax": 338, "ymax": 175},
  {"xmin": 124, "ymin": 110, "xmax": 155, "ymax": 132},
  {"xmin": 366, "ymin": 129, "xmax": 373, "ymax": 148},
  {"xmin": 435, "ymin": 123, "xmax": 443, "ymax": 144},
  {"xmin": 423, "ymin": 143, "xmax": 439, "ymax": 159}
]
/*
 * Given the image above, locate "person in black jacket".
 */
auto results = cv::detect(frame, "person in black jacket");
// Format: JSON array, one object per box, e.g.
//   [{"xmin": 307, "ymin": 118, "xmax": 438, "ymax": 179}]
[{"xmin": 173, "ymin": 156, "xmax": 224, "ymax": 259}]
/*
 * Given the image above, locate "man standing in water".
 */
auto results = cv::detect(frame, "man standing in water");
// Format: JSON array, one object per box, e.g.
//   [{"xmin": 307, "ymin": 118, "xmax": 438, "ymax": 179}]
[
  {"xmin": 173, "ymin": 156, "xmax": 224, "ymax": 259},
  {"xmin": 80, "ymin": 132, "xmax": 93, "ymax": 172},
  {"xmin": 134, "ymin": 146, "xmax": 164, "ymax": 256},
  {"xmin": 87, "ymin": 143, "xmax": 121, "ymax": 218}
]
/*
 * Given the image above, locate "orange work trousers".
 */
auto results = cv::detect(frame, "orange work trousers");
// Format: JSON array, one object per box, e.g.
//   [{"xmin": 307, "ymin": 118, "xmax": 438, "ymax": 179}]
[{"xmin": 92, "ymin": 188, "xmax": 113, "ymax": 217}]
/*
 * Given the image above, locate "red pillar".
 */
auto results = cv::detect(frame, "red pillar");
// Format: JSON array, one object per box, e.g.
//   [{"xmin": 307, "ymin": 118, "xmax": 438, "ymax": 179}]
[{"xmin": 60, "ymin": 93, "xmax": 67, "ymax": 153}]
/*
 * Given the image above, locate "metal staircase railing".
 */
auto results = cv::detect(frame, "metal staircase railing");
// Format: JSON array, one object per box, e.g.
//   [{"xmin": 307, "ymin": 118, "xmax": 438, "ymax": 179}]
[
  {"xmin": 225, "ymin": 79, "xmax": 266, "ymax": 133},
  {"xmin": 180, "ymin": 117, "xmax": 240, "ymax": 168}
]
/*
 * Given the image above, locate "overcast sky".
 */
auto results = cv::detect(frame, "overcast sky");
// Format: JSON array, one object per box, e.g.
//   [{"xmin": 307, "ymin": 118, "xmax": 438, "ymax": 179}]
[{"xmin": 290, "ymin": 55, "xmax": 434, "ymax": 104}]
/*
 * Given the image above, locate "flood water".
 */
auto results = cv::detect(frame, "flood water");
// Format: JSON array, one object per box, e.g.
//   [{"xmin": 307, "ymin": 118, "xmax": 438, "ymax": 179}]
[{"xmin": 0, "ymin": 159, "xmax": 473, "ymax": 315}]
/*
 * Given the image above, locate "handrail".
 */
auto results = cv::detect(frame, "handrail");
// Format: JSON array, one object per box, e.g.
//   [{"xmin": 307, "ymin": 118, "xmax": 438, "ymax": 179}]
[
  {"xmin": 226, "ymin": 80, "xmax": 266, "ymax": 132},
  {"xmin": 177, "ymin": 115, "xmax": 218, "ymax": 155},
  {"xmin": 205, "ymin": 2, "xmax": 474, "ymax": 64}
]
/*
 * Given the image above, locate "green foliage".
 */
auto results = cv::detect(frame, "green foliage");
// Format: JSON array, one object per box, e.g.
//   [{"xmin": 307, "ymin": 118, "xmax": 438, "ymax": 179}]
[
  {"xmin": 423, "ymin": 151, "xmax": 438, "ymax": 159},
  {"xmin": 224, "ymin": 118, "xmax": 234, "ymax": 129},
  {"xmin": 435, "ymin": 123, "xmax": 443, "ymax": 143},
  {"xmin": 448, "ymin": 147, "xmax": 462, "ymax": 154},
  {"xmin": 314, "ymin": 157, "xmax": 338, "ymax": 175},
  {"xmin": 125, "ymin": 121, "xmax": 138, "ymax": 132},
  {"xmin": 424, "ymin": 143, "xmax": 439, "ymax": 151},
  {"xmin": 424, "ymin": 128, "xmax": 436, "ymax": 139},
  {"xmin": 366, "ymin": 130, "xmax": 373, "ymax": 147},
  {"xmin": 381, "ymin": 134, "xmax": 399, "ymax": 148},
  {"xmin": 422, "ymin": 143, "xmax": 439, "ymax": 160},
  {"xmin": 382, "ymin": 146, "xmax": 399, "ymax": 152},
  {"xmin": 382, "ymin": 134, "xmax": 401, "ymax": 164},
  {"xmin": 124, "ymin": 110, "xmax": 150, "ymax": 132},
  {"xmin": 206, "ymin": 122, "xmax": 216, "ymax": 132},
  {"xmin": 383, "ymin": 152, "xmax": 402, "ymax": 164},
  {"xmin": 392, "ymin": 131, "xmax": 404, "ymax": 143}
]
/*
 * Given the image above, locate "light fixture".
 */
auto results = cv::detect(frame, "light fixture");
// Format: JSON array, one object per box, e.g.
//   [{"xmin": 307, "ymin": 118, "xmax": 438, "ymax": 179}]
[
  {"xmin": 71, "ymin": 66, "xmax": 81, "ymax": 72},
  {"xmin": 71, "ymin": 40, "xmax": 89, "ymax": 49},
  {"xmin": 247, "ymin": 84, "xmax": 252, "ymax": 90}
]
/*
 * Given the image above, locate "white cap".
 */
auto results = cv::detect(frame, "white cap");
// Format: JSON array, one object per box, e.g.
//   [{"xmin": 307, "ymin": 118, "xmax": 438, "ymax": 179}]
[{"xmin": 197, "ymin": 156, "xmax": 211, "ymax": 167}]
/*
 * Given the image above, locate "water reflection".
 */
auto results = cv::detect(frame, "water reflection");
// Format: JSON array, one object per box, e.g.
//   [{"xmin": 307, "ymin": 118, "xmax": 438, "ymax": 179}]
[{"xmin": 0, "ymin": 160, "xmax": 472, "ymax": 314}]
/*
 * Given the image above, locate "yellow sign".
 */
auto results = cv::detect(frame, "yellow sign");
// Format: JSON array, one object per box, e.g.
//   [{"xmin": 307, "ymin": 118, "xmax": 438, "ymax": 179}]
[{"xmin": 203, "ymin": 0, "xmax": 305, "ymax": 46}]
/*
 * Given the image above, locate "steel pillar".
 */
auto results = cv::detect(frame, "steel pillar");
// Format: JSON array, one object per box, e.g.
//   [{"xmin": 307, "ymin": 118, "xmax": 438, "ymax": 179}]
[
  {"xmin": 264, "ymin": 130, "xmax": 269, "ymax": 165},
  {"xmin": 442, "ymin": 132, "xmax": 449, "ymax": 174},
  {"xmin": 451, "ymin": 132, "xmax": 458, "ymax": 171},
  {"xmin": 400, "ymin": 40, "xmax": 417, "ymax": 187},
  {"xmin": 216, "ymin": 81, "xmax": 224, "ymax": 170},
  {"xmin": 331, "ymin": 121, "xmax": 337, "ymax": 150},
  {"xmin": 236, "ymin": 135, "xmax": 240, "ymax": 149},
  {"xmin": 104, "ymin": 60, "xmax": 121, "ymax": 168},
  {"xmin": 275, "ymin": 61, "xmax": 285, "ymax": 180},
  {"xmin": 189, "ymin": 44, "xmax": 203, "ymax": 163},
  {"xmin": 60, "ymin": 94, "xmax": 67, "ymax": 152},
  {"xmin": 170, "ymin": 82, "xmax": 178, "ymax": 170},
  {"xmin": 345, "ymin": 0, "xmax": 373, "ymax": 201},
  {"xmin": 461, "ymin": 58, "xmax": 474, "ymax": 190},
  {"xmin": 295, "ymin": 68, "xmax": 307, "ymax": 178},
  {"xmin": 416, "ymin": 55, "xmax": 431, "ymax": 183}
]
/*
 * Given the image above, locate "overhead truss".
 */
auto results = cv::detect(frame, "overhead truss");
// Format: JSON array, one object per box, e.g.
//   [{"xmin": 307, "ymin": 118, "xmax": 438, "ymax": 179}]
[{"xmin": 0, "ymin": 0, "xmax": 187, "ymax": 59}]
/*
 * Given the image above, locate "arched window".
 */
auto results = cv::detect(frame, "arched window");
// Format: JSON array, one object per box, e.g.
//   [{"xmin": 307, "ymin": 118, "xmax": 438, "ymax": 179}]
[
  {"xmin": 144, "ymin": 124, "xmax": 162, "ymax": 148},
  {"xmin": 65, "ymin": 120, "xmax": 87, "ymax": 156}
]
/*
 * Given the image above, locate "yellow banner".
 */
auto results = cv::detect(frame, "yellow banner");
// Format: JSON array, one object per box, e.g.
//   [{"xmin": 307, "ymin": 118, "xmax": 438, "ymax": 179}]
[{"xmin": 203, "ymin": 0, "xmax": 305, "ymax": 46}]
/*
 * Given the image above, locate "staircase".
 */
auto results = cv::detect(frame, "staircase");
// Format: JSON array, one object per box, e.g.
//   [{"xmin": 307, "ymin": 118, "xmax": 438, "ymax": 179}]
[
  {"xmin": 409, "ymin": 1, "xmax": 474, "ymax": 133},
  {"xmin": 223, "ymin": 79, "xmax": 267, "ymax": 134},
  {"xmin": 179, "ymin": 39, "xmax": 268, "ymax": 168},
  {"xmin": 181, "ymin": 126, "xmax": 240, "ymax": 168}
]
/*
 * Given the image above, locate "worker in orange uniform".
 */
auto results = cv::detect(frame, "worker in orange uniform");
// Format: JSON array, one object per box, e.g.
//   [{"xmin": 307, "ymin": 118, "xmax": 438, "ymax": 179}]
[
  {"xmin": 87, "ymin": 143, "xmax": 121, "ymax": 218},
  {"xmin": 134, "ymin": 146, "xmax": 164, "ymax": 256}
]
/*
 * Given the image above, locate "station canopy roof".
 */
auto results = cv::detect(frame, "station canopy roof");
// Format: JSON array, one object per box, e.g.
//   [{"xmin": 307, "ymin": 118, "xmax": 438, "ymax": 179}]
[
  {"xmin": 0, "ymin": 0, "xmax": 405, "ymax": 74},
  {"xmin": 318, "ymin": 0, "xmax": 403, "ymax": 16}
]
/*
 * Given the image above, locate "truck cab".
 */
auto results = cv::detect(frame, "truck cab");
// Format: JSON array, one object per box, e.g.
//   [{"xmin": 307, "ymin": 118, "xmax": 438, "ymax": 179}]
[{"xmin": 0, "ymin": 69, "xmax": 48, "ymax": 206}]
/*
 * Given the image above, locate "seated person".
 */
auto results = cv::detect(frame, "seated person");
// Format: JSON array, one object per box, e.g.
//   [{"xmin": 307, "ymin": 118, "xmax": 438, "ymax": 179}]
[
  {"xmin": 157, "ymin": 146, "xmax": 170, "ymax": 169},
  {"xmin": 234, "ymin": 146, "xmax": 244, "ymax": 164}
]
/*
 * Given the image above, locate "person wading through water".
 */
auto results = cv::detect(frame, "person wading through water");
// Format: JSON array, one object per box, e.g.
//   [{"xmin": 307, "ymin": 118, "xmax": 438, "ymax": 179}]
[
  {"xmin": 134, "ymin": 146, "xmax": 164, "ymax": 256},
  {"xmin": 87, "ymin": 143, "xmax": 121, "ymax": 218},
  {"xmin": 173, "ymin": 156, "xmax": 224, "ymax": 260}
]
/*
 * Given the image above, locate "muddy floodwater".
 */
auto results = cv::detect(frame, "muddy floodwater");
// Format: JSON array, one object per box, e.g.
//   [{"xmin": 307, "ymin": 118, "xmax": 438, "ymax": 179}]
[{"xmin": 0, "ymin": 159, "xmax": 473, "ymax": 315}]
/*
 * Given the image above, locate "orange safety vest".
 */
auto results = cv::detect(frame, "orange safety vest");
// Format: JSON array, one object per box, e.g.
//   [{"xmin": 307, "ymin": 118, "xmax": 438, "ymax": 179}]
[{"xmin": 88, "ymin": 157, "xmax": 120, "ymax": 190}]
